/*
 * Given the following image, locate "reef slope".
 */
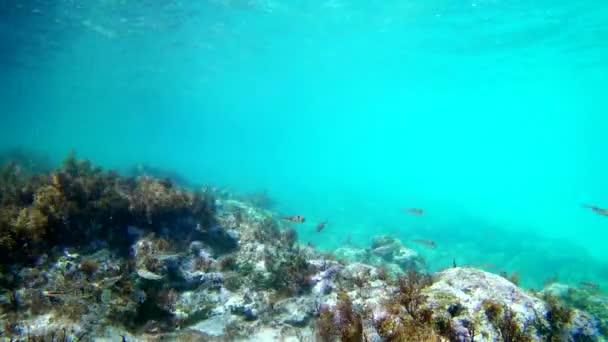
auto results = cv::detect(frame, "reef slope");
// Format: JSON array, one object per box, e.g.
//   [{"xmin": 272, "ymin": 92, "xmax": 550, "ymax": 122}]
[{"xmin": 0, "ymin": 156, "xmax": 605, "ymax": 341}]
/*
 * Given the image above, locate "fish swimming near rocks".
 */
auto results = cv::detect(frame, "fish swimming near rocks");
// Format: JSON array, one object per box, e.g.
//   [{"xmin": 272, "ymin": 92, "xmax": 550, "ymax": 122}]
[
  {"xmin": 582, "ymin": 204, "xmax": 608, "ymax": 216},
  {"xmin": 41, "ymin": 290, "xmax": 67, "ymax": 298},
  {"xmin": 403, "ymin": 208, "xmax": 424, "ymax": 216},
  {"xmin": 316, "ymin": 220, "xmax": 328, "ymax": 232},
  {"xmin": 580, "ymin": 281, "xmax": 600, "ymax": 290},
  {"xmin": 281, "ymin": 215, "xmax": 305, "ymax": 223},
  {"xmin": 152, "ymin": 253, "xmax": 183, "ymax": 262},
  {"xmin": 91, "ymin": 276, "xmax": 123, "ymax": 289},
  {"xmin": 372, "ymin": 245, "xmax": 394, "ymax": 257},
  {"xmin": 412, "ymin": 239, "xmax": 436, "ymax": 249},
  {"xmin": 136, "ymin": 269, "xmax": 164, "ymax": 281}
]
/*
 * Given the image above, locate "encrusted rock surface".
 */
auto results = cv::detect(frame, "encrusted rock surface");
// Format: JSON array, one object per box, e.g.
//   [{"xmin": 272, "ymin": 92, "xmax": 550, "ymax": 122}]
[
  {"xmin": 425, "ymin": 267, "xmax": 601, "ymax": 341},
  {"xmin": 543, "ymin": 282, "xmax": 608, "ymax": 338}
]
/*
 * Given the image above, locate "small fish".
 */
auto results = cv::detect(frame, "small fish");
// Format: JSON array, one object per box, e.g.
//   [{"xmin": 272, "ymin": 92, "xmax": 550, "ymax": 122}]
[
  {"xmin": 582, "ymin": 204, "xmax": 608, "ymax": 216},
  {"xmin": 412, "ymin": 239, "xmax": 436, "ymax": 249},
  {"xmin": 281, "ymin": 215, "xmax": 305, "ymax": 223},
  {"xmin": 316, "ymin": 220, "xmax": 328, "ymax": 232},
  {"xmin": 136, "ymin": 269, "xmax": 164, "ymax": 281},
  {"xmin": 41, "ymin": 290, "xmax": 66, "ymax": 298},
  {"xmin": 91, "ymin": 275, "xmax": 123, "ymax": 289},
  {"xmin": 403, "ymin": 208, "xmax": 424, "ymax": 216},
  {"xmin": 372, "ymin": 245, "xmax": 394, "ymax": 257},
  {"xmin": 63, "ymin": 249, "xmax": 79, "ymax": 259},
  {"xmin": 580, "ymin": 281, "xmax": 600, "ymax": 290},
  {"xmin": 153, "ymin": 253, "xmax": 183, "ymax": 261}
]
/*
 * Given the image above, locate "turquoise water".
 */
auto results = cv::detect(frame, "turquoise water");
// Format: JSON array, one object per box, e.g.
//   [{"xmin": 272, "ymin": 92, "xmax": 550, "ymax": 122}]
[{"xmin": 1, "ymin": 0, "xmax": 608, "ymax": 290}]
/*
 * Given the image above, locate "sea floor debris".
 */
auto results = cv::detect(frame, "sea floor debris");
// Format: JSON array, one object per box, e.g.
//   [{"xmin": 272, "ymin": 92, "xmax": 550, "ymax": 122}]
[{"xmin": 0, "ymin": 154, "xmax": 606, "ymax": 341}]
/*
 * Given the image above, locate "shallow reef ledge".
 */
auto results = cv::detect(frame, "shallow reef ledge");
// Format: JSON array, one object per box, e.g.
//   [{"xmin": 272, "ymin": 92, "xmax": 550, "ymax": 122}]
[{"xmin": 0, "ymin": 155, "xmax": 606, "ymax": 341}]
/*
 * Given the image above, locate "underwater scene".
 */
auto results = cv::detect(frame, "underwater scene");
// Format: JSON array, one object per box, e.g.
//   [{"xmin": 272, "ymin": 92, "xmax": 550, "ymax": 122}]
[{"xmin": 1, "ymin": 0, "xmax": 608, "ymax": 341}]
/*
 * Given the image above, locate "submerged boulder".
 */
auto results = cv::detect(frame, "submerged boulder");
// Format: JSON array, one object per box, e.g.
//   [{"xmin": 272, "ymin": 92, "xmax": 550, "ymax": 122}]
[
  {"xmin": 425, "ymin": 268, "xmax": 601, "ymax": 341},
  {"xmin": 335, "ymin": 235, "xmax": 424, "ymax": 274}
]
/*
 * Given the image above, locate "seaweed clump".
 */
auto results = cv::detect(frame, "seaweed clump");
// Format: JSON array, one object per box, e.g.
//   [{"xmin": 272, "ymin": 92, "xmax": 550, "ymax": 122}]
[
  {"xmin": 373, "ymin": 269, "xmax": 443, "ymax": 341},
  {"xmin": 482, "ymin": 299, "xmax": 532, "ymax": 342},
  {"xmin": 532, "ymin": 293, "xmax": 573, "ymax": 342},
  {"xmin": 528, "ymin": 292, "xmax": 581, "ymax": 341},
  {"xmin": 499, "ymin": 271, "xmax": 521, "ymax": 287},
  {"xmin": 0, "ymin": 151, "xmax": 217, "ymax": 265},
  {"xmin": 0, "ymin": 153, "xmax": 219, "ymax": 330},
  {"xmin": 256, "ymin": 246, "xmax": 315, "ymax": 297},
  {"xmin": 316, "ymin": 291, "xmax": 363, "ymax": 342},
  {"xmin": 0, "ymin": 152, "xmax": 224, "ymax": 338},
  {"xmin": 551, "ymin": 286, "xmax": 608, "ymax": 337}
]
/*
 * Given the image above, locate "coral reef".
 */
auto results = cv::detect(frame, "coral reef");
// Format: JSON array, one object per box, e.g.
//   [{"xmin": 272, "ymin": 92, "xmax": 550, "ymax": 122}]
[{"xmin": 0, "ymin": 154, "xmax": 606, "ymax": 341}]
